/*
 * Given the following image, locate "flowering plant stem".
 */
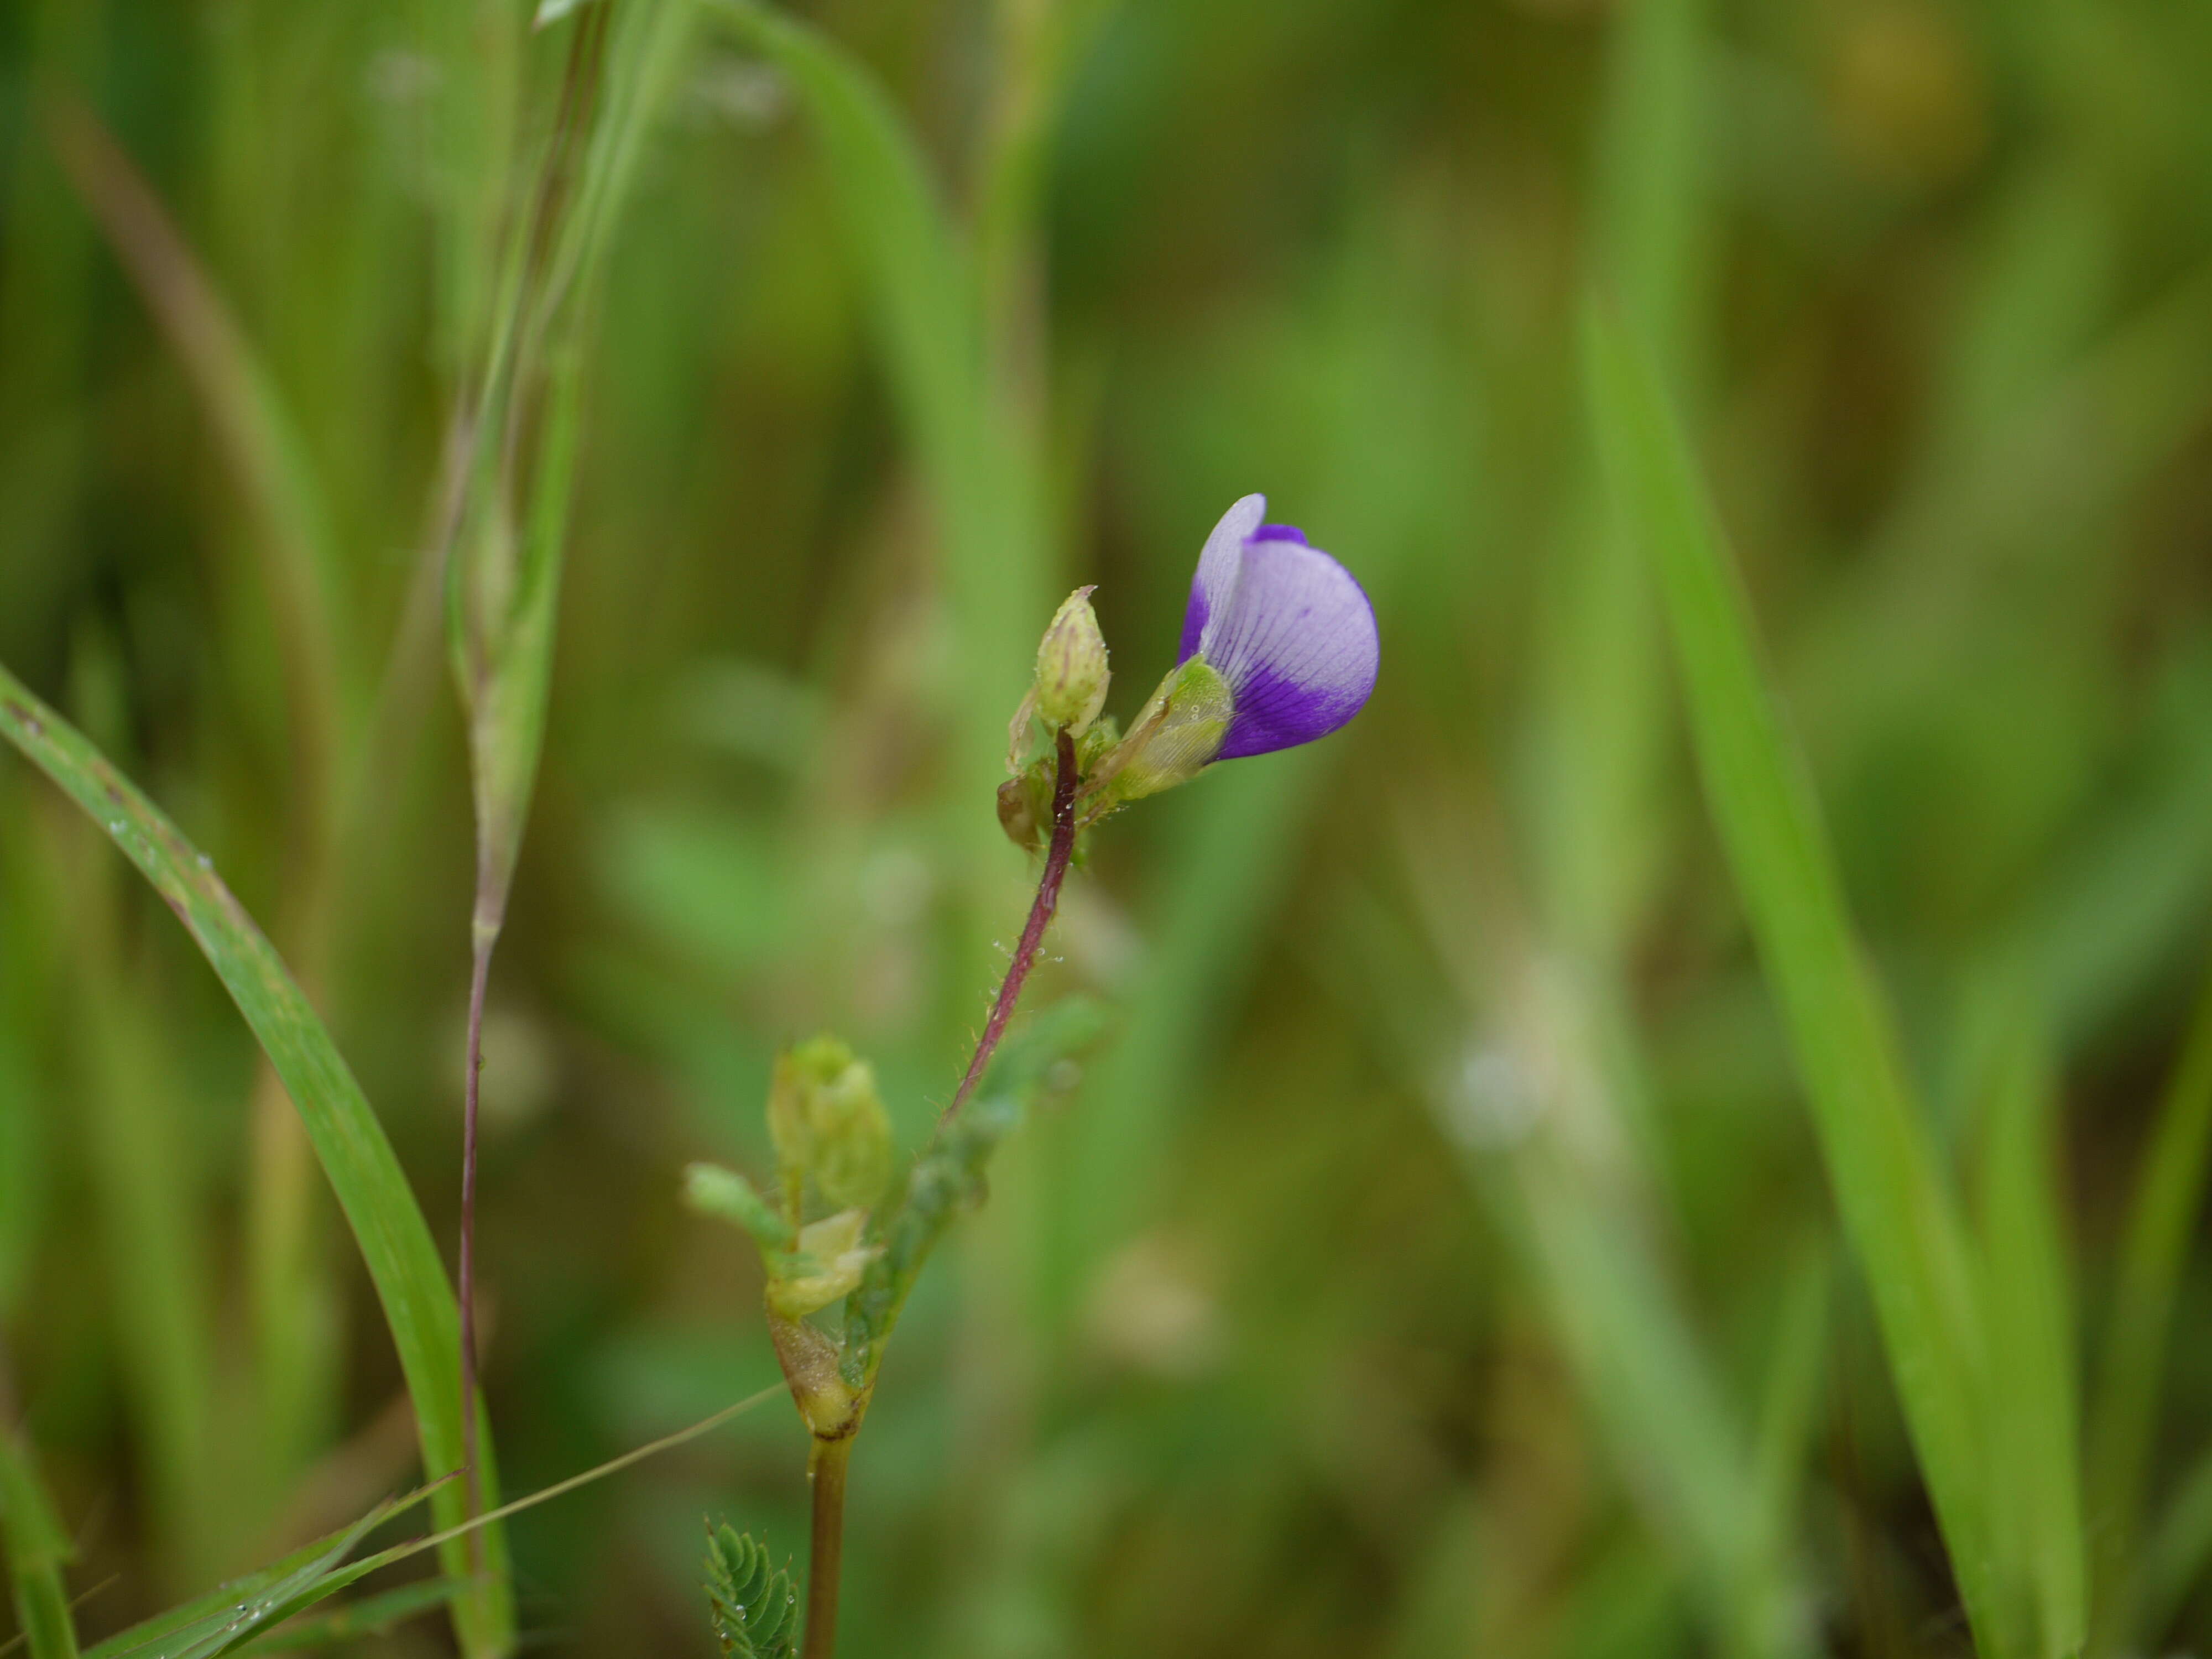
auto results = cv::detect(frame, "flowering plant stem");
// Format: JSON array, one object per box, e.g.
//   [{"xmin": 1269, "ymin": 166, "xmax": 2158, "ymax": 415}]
[
  {"xmin": 942, "ymin": 726, "xmax": 1080, "ymax": 1128},
  {"xmin": 789, "ymin": 728, "xmax": 1077, "ymax": 1658},
  {"xmin": 801, "ymin": 1435, "xmax": 852, "ymax": 1659}
]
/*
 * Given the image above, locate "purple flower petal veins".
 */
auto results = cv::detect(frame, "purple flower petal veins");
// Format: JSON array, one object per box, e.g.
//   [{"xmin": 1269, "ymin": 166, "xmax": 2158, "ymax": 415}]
[{"xmin": 1177, "ymin": 493, "xmax": 1379, "ymax": 759}]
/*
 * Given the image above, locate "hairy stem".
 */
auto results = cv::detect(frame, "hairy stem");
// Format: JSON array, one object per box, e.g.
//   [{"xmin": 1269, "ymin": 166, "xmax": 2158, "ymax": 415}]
[
  {"xmin": 801, "ymin": 1434, "xmax": 852, "ymax": 1659},
  {"xmin": 794, "ymin": 731, "xmax": 1078, "ymax": 1648},
  {"xmin": 941, "ymin": 726, "xmax": 1078, "ymax": 1127}
]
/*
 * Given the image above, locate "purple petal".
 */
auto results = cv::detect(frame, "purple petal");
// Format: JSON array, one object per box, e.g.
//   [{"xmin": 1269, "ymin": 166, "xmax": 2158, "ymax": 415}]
[
  {"xmin": 1196, "ymin": 526, "xmax": 1378, "ymax": 760},
  {"xmin": 1177, "ymin": 494, "xmax": 1267, "ymax": 665},
  {"xmin": 1251, "ymin": 524, "xmax": 1307, "ymax": 544}
]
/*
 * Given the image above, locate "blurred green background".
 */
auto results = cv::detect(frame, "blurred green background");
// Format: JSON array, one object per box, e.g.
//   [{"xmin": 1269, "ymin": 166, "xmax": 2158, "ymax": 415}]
[{"xmin": 4, "ymin": 0, "xmax": 2212, "ymax": 1653}]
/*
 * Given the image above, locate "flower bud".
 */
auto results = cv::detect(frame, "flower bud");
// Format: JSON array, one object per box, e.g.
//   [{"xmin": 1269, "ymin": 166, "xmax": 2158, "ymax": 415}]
[
  {"xmin": 766, "ymin": 1037, "xmax": 894, "ymax": 1209},
  {"xmin": 766, "ymin": 1208, "xmax": 879, "ymax": 1319},
  {"xmin": 1033, "ymin": 586, "xmax": 1110, "ymax": 734}
]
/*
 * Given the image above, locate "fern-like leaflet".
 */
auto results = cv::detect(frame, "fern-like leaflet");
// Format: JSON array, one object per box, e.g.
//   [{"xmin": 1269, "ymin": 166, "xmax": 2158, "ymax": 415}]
[{"xmin": 704, "ymin": 1522, "xmax": 799, "ymax": 1658}]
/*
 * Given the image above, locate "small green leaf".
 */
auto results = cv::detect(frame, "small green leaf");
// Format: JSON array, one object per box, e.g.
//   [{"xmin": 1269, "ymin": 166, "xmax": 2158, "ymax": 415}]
[{"xmin": 703, "ymin": 1525, "xmax": 797, "ymax": 1659}]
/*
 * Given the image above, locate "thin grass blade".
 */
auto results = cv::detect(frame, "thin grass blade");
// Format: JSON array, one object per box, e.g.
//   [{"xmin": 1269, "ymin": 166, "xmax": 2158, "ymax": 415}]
[
  {"xmin": 0, "ymin": 670, "xmax": 513, "ymax": 1658},
  {"xmin": 45, "ymin": 95, "xmax": 352, "ymax": 1526},
  {"xmin": 230, "ymin": 1579, "xmax": 462, "ymax": 1654},
  {"xmin": 706, "ymin": 0, "xmax": 1045, "ymax": 812},
  {"xmin": 1583, "ymin": 299, "xmax": 2013, "ymax": 1653},
  {"xmin": 1971, "ymin": 1007, "xmax": 2086, "ymax": 1657},
  {"xmin": 2138, "ymin": 1436, "xmax": 2212, "ymax": 1643},
  {"xmin": 80, "ymin": 1488, "xmax": 439, "ymax": 1659},
  {"xmin": 2086, "ymin": 958, "xmax": 2212, "ymax": 1650}
]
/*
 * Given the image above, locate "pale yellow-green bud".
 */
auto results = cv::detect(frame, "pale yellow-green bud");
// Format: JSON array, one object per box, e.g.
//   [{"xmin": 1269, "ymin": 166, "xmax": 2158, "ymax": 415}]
[
  {"xmin": 766, "ymin": 1037, "xmax": 894, "ymax": 1209},
  {"xmin": 1033, "ymin": 586, "xmax": 1110, "ymax": 734},
  {"xmin": 766, "ymin": 1208, "xmax": 880, "ymax": 1319}
]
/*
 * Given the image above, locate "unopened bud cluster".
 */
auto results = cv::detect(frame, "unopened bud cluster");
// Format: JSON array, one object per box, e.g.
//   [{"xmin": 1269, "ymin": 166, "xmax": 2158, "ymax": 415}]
[
  {"xmin": 684, "ymin": 1034, "xmax": 893, "ymax": 1401},
  {"xmin": 999, "ymin": 586, "xmax": 1239, "ymax": 852}
]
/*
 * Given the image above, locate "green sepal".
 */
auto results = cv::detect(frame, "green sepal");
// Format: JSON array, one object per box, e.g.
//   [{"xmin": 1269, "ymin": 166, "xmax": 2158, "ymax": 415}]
[
  {"xmin": 1092, "ymin": 656, "xmax": 1232, "ymax": 802},
  {"xmin": 996, "ymin": 755, "xmax": 1055, "ymax": 851},
  {"xmin": 683, "ymin": 1163, "xmax": 795, "ymax": 1253},
  {"xmin": 1076, "ymin": 714, "xmax": 1121, "ymax": 769}
]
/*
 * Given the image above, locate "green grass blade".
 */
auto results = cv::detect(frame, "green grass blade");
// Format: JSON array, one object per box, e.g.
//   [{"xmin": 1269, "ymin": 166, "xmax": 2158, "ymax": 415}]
[
  {"xmin": 48, "ymin": 96, "xmax": 352, "ymax": 1526},
  {"xmin": 544, "ymin": 0, "xmax": 703, "ymax": 330},
  {"xmin": 0, "ymin": 669, "xmax": 514, "ymax": 1658},
  {"xmin": 0, "ymin": 1426, "xmax": 80, "ymax": 1659},
  {"xmin": 1512, "ymin": 1149, "xmax": 1807, "ymax": 1659},
  {"xmin": 48, "ymin": 95, "xmax": 349, "ymax": 805},
  {"xmin": 456, "ymin": 0, "xmax": 697, "ymax": 939},
  {"xmin": 1752, "ymin": 1241, "xmax": 1832, "ymax": 1547},
  {"xmin": 1397, "ymin": 881, "xmax": 1808, "ymax": 1656},
  {"xmin": 1582, "ymin": 298, "xmax": 2011, "ymax": 1654},
  {"xmin": 1532, "ymin": 0, "xmax": 1709, "ymax": 967},
  {"xmin": 1972, "ymin": 1009, "xmax": 2085, "ymax": 1657},
  {"xmin": 1797, "ymin": 258, "xmax": 2212, "ymax": 752},
  {"xmin": 0, "ymin": 676, "xmax": 57, "ymax": 1334},
  {"xmin": 1591, "ymin": 0, "xmax": 1709, "ymax": 389},
  {"xmin": 0, "ymin": 1027, "xmax": 37, "ymax": 1324},
  {"xmin": 2008, "ymin": 648, "xmax": 2212, "ymax": 1048},
  {"xmin": 707, "ymin": 0, "xmax": 980, "ymax": 502},
  {"xmin": 2086, "ymin": 958, "xmax": 2212, "ymax": 1650},
  {"xmin": 80, "ymin": 1486, "xmax": 441, "ymax": 1659},
  {"xmin": 230, "ymin": 1579, "xmax": 462, "ymax": 1653},
  {"xmin": 707, "ymin": 0, "xmax": 1045, "ymax": 807},
  {"xmin": 2137, "ymin": 1435, "xmax": 2212, "ymax": 1644},
  {"xmin": 456, "ymin": 347, "xmax": 583, "ymax": 940},
  {"xmin": 69, "ymin": 948, "xmax": 221, "ymax": 1588},
  {"xmin": 45, "ymin": 634, "xmax": 222, "ymax": 1587}
]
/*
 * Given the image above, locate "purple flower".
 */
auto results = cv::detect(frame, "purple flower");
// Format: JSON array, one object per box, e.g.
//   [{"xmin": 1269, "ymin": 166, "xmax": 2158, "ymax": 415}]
[{"xmin": 1178, "ymin": 493, "xmax": 1379, "ymax": 760}]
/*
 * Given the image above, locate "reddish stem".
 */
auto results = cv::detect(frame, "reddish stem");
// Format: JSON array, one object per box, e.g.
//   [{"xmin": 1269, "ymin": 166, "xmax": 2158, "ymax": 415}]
[{"xmin": 941, "ymin": 726, "xmax": 1079, "ymax": 1127}]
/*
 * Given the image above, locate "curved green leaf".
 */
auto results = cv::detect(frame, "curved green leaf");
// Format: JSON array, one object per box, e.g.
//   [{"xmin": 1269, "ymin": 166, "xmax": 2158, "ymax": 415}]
[
  {"xmin": 0, "ymin": 666, "xmax": 514, "ymax": 1657},
  {"xmin": 1583, "ymin": 300, "xmax": 2012, "ymax": 1655},
  {"xmin": 81, "ymin": 1485, "xmax": 444, "ymax": 1659}
]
